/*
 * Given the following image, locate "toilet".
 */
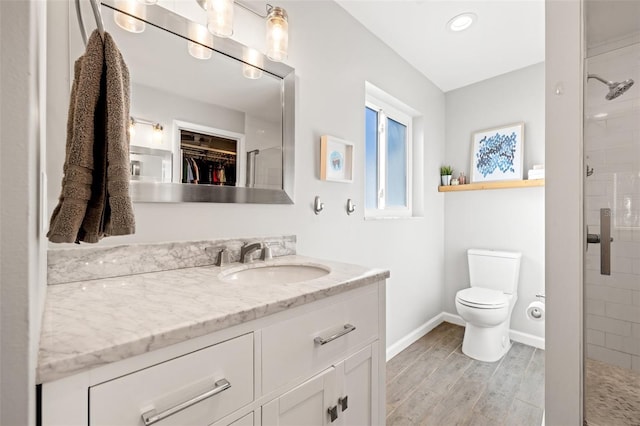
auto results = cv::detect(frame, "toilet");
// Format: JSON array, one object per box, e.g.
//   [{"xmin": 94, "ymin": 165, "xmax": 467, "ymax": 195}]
[{"xmin": 455, "ymin": 249, "xmax": 522, "ymax": 362}]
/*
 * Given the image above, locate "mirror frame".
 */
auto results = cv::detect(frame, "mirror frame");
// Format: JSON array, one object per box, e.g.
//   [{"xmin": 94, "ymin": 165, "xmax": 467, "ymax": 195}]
[{"xmin": 101, "ymin": 0, "xmax": 295, "ymax": 204}]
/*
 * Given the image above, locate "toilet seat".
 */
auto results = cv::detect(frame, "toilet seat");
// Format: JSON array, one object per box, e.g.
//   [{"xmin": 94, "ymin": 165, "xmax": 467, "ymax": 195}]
[{"xmin": 456, "ymin": 287, "xmax": 508, "ymax": 309}]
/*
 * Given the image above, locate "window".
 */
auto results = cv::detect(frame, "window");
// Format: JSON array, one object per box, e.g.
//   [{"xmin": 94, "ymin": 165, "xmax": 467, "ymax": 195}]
[{"xmin": 365, "ymin": 92, "xmax": 413, "ymax": 218}]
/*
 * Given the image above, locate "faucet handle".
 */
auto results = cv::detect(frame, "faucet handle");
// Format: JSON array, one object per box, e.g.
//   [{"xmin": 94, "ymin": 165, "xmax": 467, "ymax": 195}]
[
  {"xmin": 214, "ymin": 247, "xmax": 229, "ymax": 266},
  {"xmin": 260, "ymin": 246, "xmax": 273, "ymax": 261}
]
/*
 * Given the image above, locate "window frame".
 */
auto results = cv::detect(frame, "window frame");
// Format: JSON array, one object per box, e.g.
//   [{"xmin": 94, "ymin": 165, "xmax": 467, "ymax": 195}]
[{"xmin": 365, "ymin": 96, "xmax": 413, "ymax": 218}]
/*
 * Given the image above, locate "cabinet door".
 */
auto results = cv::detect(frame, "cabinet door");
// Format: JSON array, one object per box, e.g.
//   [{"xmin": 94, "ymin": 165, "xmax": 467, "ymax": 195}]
[
  {"xmin": 226, "ymin": 412, "xmax": 254, "ymax": 426},
  {"xmin": 262, "ymin": 367, "xmax": 337, "ymax": 426},
  {"xmin": 335, "ymin": 343, "xmax": 379, "ymax": 426}
]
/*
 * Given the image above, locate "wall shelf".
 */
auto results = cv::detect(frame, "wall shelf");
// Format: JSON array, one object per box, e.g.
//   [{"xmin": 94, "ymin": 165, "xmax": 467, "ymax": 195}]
[{"xmin": 438, "ymin": 179, "xmax": 545, "ymax": 192}]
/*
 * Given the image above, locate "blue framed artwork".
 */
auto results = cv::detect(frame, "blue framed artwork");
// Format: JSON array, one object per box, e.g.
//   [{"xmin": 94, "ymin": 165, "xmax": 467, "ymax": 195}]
[
  {"xmin": 470, "ymin": 122, "xmax": 524, "ymax": 183},
  {"xmin": 320, "ymin": 135, "xmax": 354, "ymax": 183}
]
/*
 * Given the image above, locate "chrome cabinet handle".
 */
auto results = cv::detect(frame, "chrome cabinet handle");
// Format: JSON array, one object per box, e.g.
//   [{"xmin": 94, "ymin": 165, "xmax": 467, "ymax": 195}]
[
  {"xmin": 328, "ymin": 405, "xmax": 338, "ymax": 422},
  {"xmin": 141, "ymin": 379, "xmax": 231, "ymax": 426},
  {"xmin": 314, "ymin": 324, "xmax": 356, "ymax": 346},
  {"xmin": 339, "ymin": 395, "xmax": 348, "ymax": 412}
]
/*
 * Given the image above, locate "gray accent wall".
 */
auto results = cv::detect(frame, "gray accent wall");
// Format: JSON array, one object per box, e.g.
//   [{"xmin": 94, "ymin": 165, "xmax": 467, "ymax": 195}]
[{"xmin": 444, "ymin": 63, "xmax": 546, "ymax": 340}]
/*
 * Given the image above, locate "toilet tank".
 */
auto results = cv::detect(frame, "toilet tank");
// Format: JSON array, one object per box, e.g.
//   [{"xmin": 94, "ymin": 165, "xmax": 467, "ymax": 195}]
[{"xmin": 467, "ymin": 249, "xmax": 522, "ymax": 294}]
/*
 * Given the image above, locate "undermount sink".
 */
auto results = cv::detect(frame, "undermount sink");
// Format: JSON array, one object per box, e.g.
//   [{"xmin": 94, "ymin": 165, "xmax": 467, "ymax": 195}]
[{"xmin": 219, "ymin": 263, "xmax": 330, "ymax": 284}]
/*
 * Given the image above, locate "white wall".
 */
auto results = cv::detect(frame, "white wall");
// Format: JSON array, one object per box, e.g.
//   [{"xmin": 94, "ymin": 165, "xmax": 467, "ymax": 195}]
[
  {"xmin": 130, "ymin": 83, "xmax": 246, "ymax": 151},
  {"xmin": 245, "ymin": 116, "xmax": 282, "ymax": 188},
  {"xmin": 443, "ymin": 63, "xmax": 545, "ymax": 339},
  {"xmin": 1, "ymin": 1, "xmax": 47, "ymax": 425},
  {"xmin": 584, "ymin": 43, "xmax": 640, "ymax": 371},
  {"xmin": 46, "ymin": 1, "xmax": 446, "ymax": 350},
  {"xmin": 545, "ymin": 1, "xmax": 584, "ymax": 423}
]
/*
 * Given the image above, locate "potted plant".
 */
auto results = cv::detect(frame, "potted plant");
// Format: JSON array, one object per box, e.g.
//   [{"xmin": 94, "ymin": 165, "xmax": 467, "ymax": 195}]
[{"xmin": 440, "ymin": 165, "xmax": 454, "ymax": 186}]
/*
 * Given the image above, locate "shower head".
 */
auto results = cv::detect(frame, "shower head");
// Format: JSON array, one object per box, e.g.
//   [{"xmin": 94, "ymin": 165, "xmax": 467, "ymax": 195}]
[{"xmin": 588, "ymin": 74, "xmax": 635, "ymax": 100}]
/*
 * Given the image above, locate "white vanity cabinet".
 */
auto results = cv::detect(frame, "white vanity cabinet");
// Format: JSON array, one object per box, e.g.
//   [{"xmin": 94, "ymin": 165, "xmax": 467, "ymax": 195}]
[{"xmin": 40, "ymin": 281, "xmax": 386, "ymax": 426}]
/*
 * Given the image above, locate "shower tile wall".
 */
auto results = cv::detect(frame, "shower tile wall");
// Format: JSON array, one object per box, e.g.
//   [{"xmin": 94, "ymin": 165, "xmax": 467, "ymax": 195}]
[{"xmin": 584, "ymin": 43, "xmax": 640, "ymax": 371}]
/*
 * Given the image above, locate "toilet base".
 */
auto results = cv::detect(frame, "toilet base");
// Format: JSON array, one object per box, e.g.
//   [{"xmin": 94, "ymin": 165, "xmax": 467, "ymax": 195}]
[{"xmin": 461, "ymin": 321, "xmax": 511, "ymax": 362}]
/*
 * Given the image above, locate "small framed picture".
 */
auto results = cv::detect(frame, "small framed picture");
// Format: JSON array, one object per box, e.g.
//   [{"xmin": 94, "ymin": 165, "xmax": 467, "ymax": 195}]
[
  {"xmin": 320, "ymin": 135, "xmax": 354, "ymax": 183},
  {"xmin": 470, "ymin": 122, "xmax": 524, "ymax": 183}
]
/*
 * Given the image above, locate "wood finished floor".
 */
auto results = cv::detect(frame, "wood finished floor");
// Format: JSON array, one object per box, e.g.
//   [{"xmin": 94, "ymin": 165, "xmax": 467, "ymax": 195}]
[{"xmin": 386, "ymin": 322, "xmax": 545, "ymax": 426}]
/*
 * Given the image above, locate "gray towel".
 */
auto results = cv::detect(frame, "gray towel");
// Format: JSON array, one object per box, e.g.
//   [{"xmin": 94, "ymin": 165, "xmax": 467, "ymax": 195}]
[
  {"xmin": 48, "ymin": 30, "xmax": 135, "ymax": 243},
  {"xmin": 102, "ymin": 32, "xmax": 135, "ymax": 238}
]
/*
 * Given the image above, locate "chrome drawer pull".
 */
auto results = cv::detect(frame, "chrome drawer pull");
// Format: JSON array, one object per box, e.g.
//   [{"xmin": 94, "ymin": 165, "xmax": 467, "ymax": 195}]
[
  {"xmin": 141, "ymin": 378, "xmax": 231, "ymax": 426},
  {"xmin": 314, "ymin": 324, "xmax": 356, "ymax": 346}
]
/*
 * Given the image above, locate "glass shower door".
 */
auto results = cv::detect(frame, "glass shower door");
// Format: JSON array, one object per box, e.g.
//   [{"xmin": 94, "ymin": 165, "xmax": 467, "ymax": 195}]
[{"xmin": 583, "ymin": 41, "xmax": 640, "ymax": 426}]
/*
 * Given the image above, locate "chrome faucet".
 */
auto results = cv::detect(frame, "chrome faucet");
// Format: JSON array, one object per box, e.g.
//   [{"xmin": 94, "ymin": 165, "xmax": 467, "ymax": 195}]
[{"xmin": 240, "ymin": 242, "xmax": 262, "ymax": 263}]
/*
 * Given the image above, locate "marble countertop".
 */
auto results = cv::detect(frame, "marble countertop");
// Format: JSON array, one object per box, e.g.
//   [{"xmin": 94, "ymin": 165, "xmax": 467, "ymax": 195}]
[{"xmin": 37, "ymin": 255, "xmax": 389, "ymax": 384}]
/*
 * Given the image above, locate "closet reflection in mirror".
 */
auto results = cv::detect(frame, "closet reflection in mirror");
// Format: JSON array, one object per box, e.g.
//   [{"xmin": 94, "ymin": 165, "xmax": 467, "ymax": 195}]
[{"xmin": 96, "ymin": 1, "xmax": 294, "ymax": 203}]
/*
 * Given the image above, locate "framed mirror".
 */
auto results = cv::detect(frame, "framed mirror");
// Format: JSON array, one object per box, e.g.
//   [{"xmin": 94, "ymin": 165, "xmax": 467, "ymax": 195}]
[{"xmin": 95, "ymin": 0, "xmax": 295, "ymax": 203}]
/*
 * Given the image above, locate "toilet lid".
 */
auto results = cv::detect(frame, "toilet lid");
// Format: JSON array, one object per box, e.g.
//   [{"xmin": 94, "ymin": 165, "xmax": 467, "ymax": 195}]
[{"xmin": 456, "ymin": 287, "xmax": 508, "ymax": 308}]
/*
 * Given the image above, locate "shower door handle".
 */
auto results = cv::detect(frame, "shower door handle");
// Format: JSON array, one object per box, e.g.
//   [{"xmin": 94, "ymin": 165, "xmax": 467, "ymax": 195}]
[
  {"xmin": 587, "ymin": 208, "xmax": 613, "ymax": 275},
  {"xmin": 600, "ymin": 208, "xmax": 611, "ymax": 276}
]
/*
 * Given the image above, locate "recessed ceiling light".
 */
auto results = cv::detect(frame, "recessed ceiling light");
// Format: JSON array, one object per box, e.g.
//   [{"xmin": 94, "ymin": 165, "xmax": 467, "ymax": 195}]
[{"xmin": 447, "ymin": 13, "xmax": 477, "ymax": 32}]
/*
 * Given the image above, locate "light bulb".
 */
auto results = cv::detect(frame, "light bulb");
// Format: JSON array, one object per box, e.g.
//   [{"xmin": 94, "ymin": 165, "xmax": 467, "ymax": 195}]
[
  {"xmin": 188, "ymin": 22, "xmax": 213, "ymax": 60},
  {"xmin": 129, "ymin": 118, "xmax": 136, "ymax": 139},
  {"xmin": 114, "ymin": 0, "xmax": 146, "ymax": 33},
  {"xmin": 266, "ymin": 7, "xmax": 288, "ymax": 62},
  {"xmin": 242, "ymin": 48, "xmax": 264, "ymax": 79},
  {"xmin": 152, "ymin": 124, "xmax": 163, "ymax": 143},
  {"xmin": 207, "ymin": 0, "xmax": 234, "ymax": 38}
]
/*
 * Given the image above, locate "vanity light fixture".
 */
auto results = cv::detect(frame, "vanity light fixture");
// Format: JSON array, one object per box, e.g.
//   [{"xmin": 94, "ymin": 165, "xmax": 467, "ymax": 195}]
[
  {"xmin": 196, "ymin": 0, "xmax": 289, "ymax": 63},
  {"xmin": 129, "ymin": 117, "xmax": 164, "ymax": 143},
  {"xmin": 242, "ymin": 47, "xmax": 264, "ymax": 79},
  {"xmin": 187, "ymin": 22, "xmax": 214, "ymax": 60},
  {"xmin": 207, "ymin": 0, "xmax": 235, "ymax": 38},
  {"xmin": 113, "ymin": 0, "xmax": 147, "ymax": 33},
  {"xmin": 265, "ymin": 6, "xmax": 288, "ymax": 61},
  {"xmin": 447, "ymin": 12, "xmax": 476, "ymax": 32}
]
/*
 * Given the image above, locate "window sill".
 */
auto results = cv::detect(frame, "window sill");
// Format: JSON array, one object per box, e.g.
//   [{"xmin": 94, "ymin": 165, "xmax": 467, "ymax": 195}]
[{"xmin": 364, "ymin": 215, "xmax": 423, "ymax": 221}]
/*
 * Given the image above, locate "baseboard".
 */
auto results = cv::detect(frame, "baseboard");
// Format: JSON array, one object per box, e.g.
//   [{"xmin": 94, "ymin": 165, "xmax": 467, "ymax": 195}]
[
  {"xmin": 442, "ymin": 312, "xmax": 465, "ymax": 326},
  {"xmin": 387, "ymin": 312, "xmax": 545, "ymax": 360},
  {"xmin": 510, "ymin": 329, "xmax": 545, "ymax": 350},
  {"xmin": 386, "ymin": 313, "xmax": 444, "ymax": 361},
  {"xmin": 441, "ymin": 312, "xmax": 545, "ymax": 350}
]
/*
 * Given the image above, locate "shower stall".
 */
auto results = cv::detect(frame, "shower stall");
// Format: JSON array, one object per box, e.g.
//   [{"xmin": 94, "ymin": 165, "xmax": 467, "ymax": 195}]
[{"xmin": 583, "ymin": 2, "xmax": 640, "ymax": 424}]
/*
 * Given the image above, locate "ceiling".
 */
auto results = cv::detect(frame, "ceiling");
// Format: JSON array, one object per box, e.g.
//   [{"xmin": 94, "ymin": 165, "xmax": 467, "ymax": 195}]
[
  {"xmin": 585, "ymin": 0, "xmax": 640, "ymax": 49},
  {"xmin": 335, "ymin": 0, "xmax": 546, "ymax": 92}
]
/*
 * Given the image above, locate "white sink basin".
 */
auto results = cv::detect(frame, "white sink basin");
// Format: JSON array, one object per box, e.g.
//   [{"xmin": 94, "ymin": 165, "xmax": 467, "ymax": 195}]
[{"xmin": 220, "ymin": 263, "xmax": 330, "ymax": 284}]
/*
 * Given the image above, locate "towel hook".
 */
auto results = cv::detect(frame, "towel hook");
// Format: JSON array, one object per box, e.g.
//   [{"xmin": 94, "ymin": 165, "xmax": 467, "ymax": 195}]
[
  {"xmin": 75, "ymin": 0, "xmax": 106, "ymax": 47},
  {"xmin": 314, "ymin": 196, "xmax": 325, "ymax": 215},
  {"xmin": 346, "ymin": 199, "xmax": 355, "ymax": 215}
]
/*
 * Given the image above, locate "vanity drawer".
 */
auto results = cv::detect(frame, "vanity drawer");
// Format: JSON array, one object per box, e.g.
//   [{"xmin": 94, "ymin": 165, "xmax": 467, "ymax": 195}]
[
  {"xmin": 261, "ymin": 286, "xmax": 379, "ymax": 394},
  {"xmin": 89, "ymin": 333, "xmax": 254, "ymax": 426}
]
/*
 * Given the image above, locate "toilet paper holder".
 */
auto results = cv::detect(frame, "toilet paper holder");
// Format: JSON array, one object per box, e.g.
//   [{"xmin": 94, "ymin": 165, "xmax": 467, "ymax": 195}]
[{"xmin": 529, "ymin": 305, "xmax": 544, "ymax": 320}]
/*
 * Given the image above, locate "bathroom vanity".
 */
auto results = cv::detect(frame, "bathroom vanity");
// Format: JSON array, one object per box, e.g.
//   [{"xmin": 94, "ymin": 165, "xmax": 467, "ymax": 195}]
[{"xmin": 38, "ymin": 237, "xmax": 388, "ymax": 425}]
